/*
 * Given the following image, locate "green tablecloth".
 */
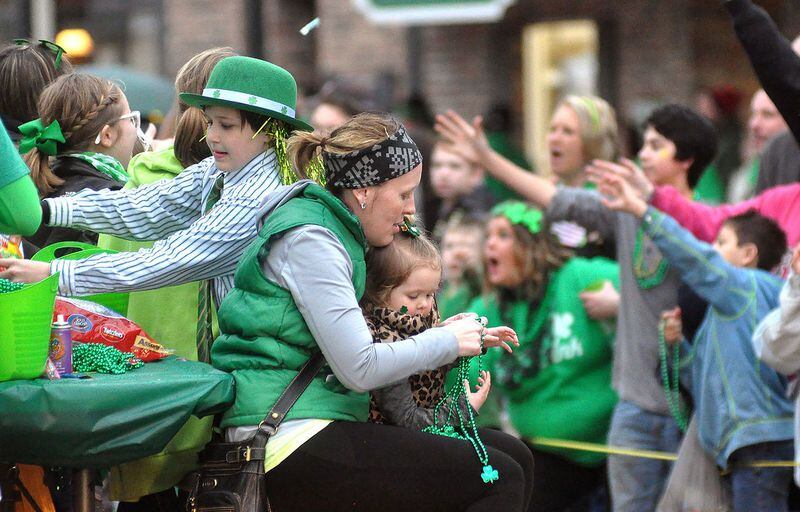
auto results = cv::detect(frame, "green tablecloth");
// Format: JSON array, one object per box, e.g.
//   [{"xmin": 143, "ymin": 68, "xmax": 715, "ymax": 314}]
[{"xmin": 0, "ymin": 356, "xmax": 234, "ymax": 468}]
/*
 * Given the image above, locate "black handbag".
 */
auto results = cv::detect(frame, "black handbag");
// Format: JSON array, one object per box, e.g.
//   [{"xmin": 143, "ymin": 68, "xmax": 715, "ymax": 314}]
[{"xmin": 187, "ymin": 351, "xmax": 325, "ymax": 512}]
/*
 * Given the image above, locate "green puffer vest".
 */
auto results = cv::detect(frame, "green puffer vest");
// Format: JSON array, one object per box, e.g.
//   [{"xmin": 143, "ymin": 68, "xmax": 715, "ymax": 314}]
[{"xmin": 211, "ymin": 184, "xmax": 368, "ymax": 427}]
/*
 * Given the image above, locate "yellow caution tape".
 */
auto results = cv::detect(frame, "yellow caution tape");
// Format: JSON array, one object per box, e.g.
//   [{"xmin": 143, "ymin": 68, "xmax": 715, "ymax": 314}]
[{"xmin": 530, "ymin": 437, "xmax": 800, "ymax": 468}]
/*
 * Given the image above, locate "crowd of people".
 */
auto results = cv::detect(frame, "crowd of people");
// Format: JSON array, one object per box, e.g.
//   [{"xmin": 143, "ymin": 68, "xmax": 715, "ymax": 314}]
[{"xmin": 3, "ymin": 0, "xmax": 800, "ymax": 511}]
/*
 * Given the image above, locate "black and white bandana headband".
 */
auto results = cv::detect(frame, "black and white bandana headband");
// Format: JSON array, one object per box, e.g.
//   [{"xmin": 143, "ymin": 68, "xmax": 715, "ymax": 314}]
[{"xmin": 323, "ymin": 123, "xmax": 422, "ymax": 189}]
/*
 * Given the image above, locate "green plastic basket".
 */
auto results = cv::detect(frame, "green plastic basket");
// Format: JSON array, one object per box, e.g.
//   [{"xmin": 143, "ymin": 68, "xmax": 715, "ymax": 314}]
[
  {"xmin": 0, "ymin": 273, "xmax": 59, "ymax": 381},
  {"xmin": 32, "ymin": 241, "xmax": 130, "ymax": 316}
]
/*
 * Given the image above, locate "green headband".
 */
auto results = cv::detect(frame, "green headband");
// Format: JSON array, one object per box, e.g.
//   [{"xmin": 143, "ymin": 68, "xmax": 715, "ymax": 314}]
[
  {"xmin": 18, "ymin": 118, "xmax": 66, "ymax": 156},
  {"xmin": 577, "ymin": 96, "xmax": 601, "ymax": 131},
  {"xmin": 492, "ymin": 201, "xmax": 543, "ymax": 235},
  {"xmin": 14, "ymin": 38, "xmax": 66, "ymax": 69}
]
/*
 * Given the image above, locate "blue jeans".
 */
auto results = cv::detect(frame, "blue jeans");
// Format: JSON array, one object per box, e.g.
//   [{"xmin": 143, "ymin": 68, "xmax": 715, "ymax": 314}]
[
  {"xmin": 726, "ymin": 440, "xmax": 793, "ymax": 512},
  {"xmin": 606, "ymin": 400, "xmax": 682, "ymax": 512}
]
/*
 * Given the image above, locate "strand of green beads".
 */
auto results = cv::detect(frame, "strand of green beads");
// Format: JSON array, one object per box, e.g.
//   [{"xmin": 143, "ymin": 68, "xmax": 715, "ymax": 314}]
[
  {"xmin": 657, "ymin": 322, "xmax": 688, "ymax": 432},
  {"xmin": 454, "ymin": 356, "xmax": 497, "ymax": 483},
  {"xmin": 72, "ymin": 343, "xmax": 144, "ymax": 374},
  {"xmin": 0, "ymin": 278, "xmax": 23, "ymax": 293}
]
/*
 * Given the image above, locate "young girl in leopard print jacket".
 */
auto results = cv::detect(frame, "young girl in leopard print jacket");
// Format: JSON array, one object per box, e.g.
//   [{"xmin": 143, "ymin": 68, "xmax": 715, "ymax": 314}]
[{"xmin": 361, "ymin": 228, "xmax": 517, "ymax": 429}]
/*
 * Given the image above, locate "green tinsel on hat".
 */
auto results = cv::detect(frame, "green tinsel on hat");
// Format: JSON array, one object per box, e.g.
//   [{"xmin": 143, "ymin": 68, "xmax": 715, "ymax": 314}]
[
  {"xmin": 265, "ymin": 121, "xmax": 295, "ymax": 185},
  {"xmin": 264, "ymin": 122, "xmax": 326, "ymax": 186}
]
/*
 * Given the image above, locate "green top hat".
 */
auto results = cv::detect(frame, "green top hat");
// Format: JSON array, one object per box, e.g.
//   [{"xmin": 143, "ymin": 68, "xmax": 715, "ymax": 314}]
[{"xmin": 180, "ymin": 56, "xmax": 313, "ymax": 132}]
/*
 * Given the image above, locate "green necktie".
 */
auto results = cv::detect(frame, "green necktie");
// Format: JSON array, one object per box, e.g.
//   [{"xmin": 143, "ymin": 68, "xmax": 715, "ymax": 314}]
[{"xmin": 196, "ymin": 174, "xmax": 224, "ymax": 363}]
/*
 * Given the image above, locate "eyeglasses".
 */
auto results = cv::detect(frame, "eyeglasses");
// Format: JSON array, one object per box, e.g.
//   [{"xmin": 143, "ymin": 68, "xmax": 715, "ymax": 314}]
[
  {"xmin": 94, "ymin": 110, "xmax": 151, "ymax": 151},
  {"xmin": 13, "ymin": 39, "xmax": 66, "ymax": 69},
  {"xmin": 118, "ymin": 111, "xmax": 141, "ymax": 131}
]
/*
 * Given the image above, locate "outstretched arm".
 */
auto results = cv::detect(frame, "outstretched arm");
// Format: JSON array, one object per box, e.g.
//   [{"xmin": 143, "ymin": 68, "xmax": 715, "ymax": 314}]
[
  {"xmin": 725, "ymin": 0, "xmax": 800, "ymax": 141},
  {"xmin": 44, "ymin": 159, "xmax": 213, "ymax": 241},
  {"xmin": 649, "ymin": 183, "xmax": 800, "ymax": 245},
  {"xmin": 598, "ymin": 174, "xmax": 754, "ymax": 315},
  {"xmin": 435, "ymin": 110, "xmax": 557, "ymax": 207}
]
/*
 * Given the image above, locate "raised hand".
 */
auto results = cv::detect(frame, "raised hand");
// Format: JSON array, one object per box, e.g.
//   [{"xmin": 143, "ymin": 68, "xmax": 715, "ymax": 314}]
[
  {"xmin": 483, "ymin": 325, "xmax": 519, "ymax": 353},
  {"xmin": 597, "ymin": 173, "xmax": 648, "ymax": 218},
  {"xmin": 434, "ymin": 110, "xmax": 491, "ymax": 164},
  {"xmin": 465, "ymin": 370, "xmax": 492, "ymax": 411},
  {"xmin": 587, "ymin": 158, "xmax": 653, "ymax": 200}
]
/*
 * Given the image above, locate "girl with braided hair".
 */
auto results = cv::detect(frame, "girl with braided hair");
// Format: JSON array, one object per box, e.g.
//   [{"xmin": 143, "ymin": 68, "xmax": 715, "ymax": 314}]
[{"xmin": 24, "ymin": 72, "xmax": 140, "ymax": 248}]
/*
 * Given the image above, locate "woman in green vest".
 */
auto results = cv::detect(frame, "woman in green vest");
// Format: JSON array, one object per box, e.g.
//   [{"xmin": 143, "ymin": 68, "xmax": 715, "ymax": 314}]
[{"xmin": 211, "ymin": 113, "xmax": 532, "ymax": 511}]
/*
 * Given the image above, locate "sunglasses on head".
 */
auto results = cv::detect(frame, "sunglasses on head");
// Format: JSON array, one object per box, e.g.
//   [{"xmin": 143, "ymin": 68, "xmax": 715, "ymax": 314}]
[{"xmin": 13, "ymin": 38, "xmax": 66, "ymax": 69}]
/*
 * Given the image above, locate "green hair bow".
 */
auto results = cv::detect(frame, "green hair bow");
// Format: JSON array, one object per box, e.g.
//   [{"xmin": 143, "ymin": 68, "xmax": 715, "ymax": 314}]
[
  {"xmin": 18, "ymin": 118, "xmax": 66, "ymax": 156},
  {"xmin": 491, "ymin": 200, "xmax": 543, "ymax": 235},
  {"xmin": 399, "ymin": 217, "xmax": 421, "ymax": 237}
]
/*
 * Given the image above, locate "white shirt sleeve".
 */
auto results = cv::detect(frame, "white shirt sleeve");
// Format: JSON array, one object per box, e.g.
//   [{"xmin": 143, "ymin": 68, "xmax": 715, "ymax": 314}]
[
  {"xmin": 45, "ymin": 159, "xmax": 213, "ymax": 241},
  {"xmin": 51, "ymin": 191, "xmax": 264, "ymax": 296}
]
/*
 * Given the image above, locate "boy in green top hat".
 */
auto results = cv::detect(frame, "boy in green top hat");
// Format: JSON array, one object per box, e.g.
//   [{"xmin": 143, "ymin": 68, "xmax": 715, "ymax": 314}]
[{"xmin": 0, "ymin": 56, "xmax": 316, "ymax": 365}]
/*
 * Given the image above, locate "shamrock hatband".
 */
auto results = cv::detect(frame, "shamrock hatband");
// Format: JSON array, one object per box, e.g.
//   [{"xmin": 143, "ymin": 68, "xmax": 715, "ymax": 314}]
[
  {"xmin": 206, "ymin": 88, "xmax": 296, "ymax": 121},
  {"xmin": 491, "ymin": 201, "xmax": 543, "ymax": 235},
  {"xmin": 18, "ymin": 118, "xmax": 66, "ymax": 156}
]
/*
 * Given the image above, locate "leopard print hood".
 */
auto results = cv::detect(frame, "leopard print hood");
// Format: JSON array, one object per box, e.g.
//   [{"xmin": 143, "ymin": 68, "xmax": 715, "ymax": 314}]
[{"xmin": 366, "ymin": 304, "xmax": 447, "ymax": 424}]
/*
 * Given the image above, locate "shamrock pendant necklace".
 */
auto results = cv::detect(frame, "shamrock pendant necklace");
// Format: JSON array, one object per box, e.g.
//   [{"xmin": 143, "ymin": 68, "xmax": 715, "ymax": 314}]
[
  {"xmin": 633, "ymin": 226, "xmax": 669, "ymax": 289},
  {"xmin": 422, "ymin": 325, "xmax": 499, "ymax": 484}
]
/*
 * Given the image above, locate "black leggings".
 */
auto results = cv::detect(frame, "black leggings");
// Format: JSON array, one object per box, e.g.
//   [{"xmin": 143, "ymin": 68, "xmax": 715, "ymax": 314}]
[
  {"xmin": 265, "ymin": 422, "xmax": 534, "ymax": 511},
  {"xmin": 525, "ymin": 444, "xmax": 608, "ymax": 512}
]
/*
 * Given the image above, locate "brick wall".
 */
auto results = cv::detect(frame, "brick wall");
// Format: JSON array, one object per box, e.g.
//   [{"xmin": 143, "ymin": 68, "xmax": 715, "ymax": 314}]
[
  {"xmin": 261, "ymin": 0, "xmax": 316, "ymax": 88},
  {"xmin": 418, "ymin": 24, "xmax": 496, "ymax": 119},
  {"xmin": 160, "ymin": 0, "xmax": 798, "ymax": 140},
  {"xmin": 315, "ymin": 0, "xmax": 409, "ymax": 102},
  {"xmin": 163, "ymin": 0, "xmax": 247, "ymax": 76}
]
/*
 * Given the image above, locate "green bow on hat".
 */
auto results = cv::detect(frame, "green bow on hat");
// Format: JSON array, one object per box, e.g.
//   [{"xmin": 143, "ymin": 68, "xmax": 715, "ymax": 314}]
[
  {"xmin": 492, "ymin": 200, "xmax": 543, "ymax": 235},
  {"xmin": 18, "ymin": 118, "xmax": 66, "ymax": 156},
  {"xmin": 180, "ymin": 56, "xmax": 313, "ymax": 132}
]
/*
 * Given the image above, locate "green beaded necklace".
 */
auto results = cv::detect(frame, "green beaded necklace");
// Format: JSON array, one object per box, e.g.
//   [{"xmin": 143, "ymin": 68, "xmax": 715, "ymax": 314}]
[
  {"xmin": 657, "ymin": 321, "xmax": 689, "ymax": 432},
  {"xmin": 422, "ymin": 346, "xmax": 499, "ymax": 484},
  {"xmin": 72, "ymin": 342, "xmax": 144, "ymax": 374},
  {"xmin": 0, "ymin": 278, "xmax": 23, "ymax": 293},
  {"xmin": 633, "ymin": 227, "xmax": 670, "ymax": 289}
]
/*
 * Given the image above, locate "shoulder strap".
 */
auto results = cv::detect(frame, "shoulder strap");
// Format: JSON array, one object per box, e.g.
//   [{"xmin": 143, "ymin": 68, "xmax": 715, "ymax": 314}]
[{"xmin": 257, "ymin": 351, "xmax": 326, "ymax": 436}]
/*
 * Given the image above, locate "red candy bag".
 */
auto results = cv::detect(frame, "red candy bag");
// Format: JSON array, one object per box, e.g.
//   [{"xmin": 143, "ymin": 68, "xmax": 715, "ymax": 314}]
[{"xmin": 54, "ymin": 297, "xmax": 171, "ymax": 362}]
